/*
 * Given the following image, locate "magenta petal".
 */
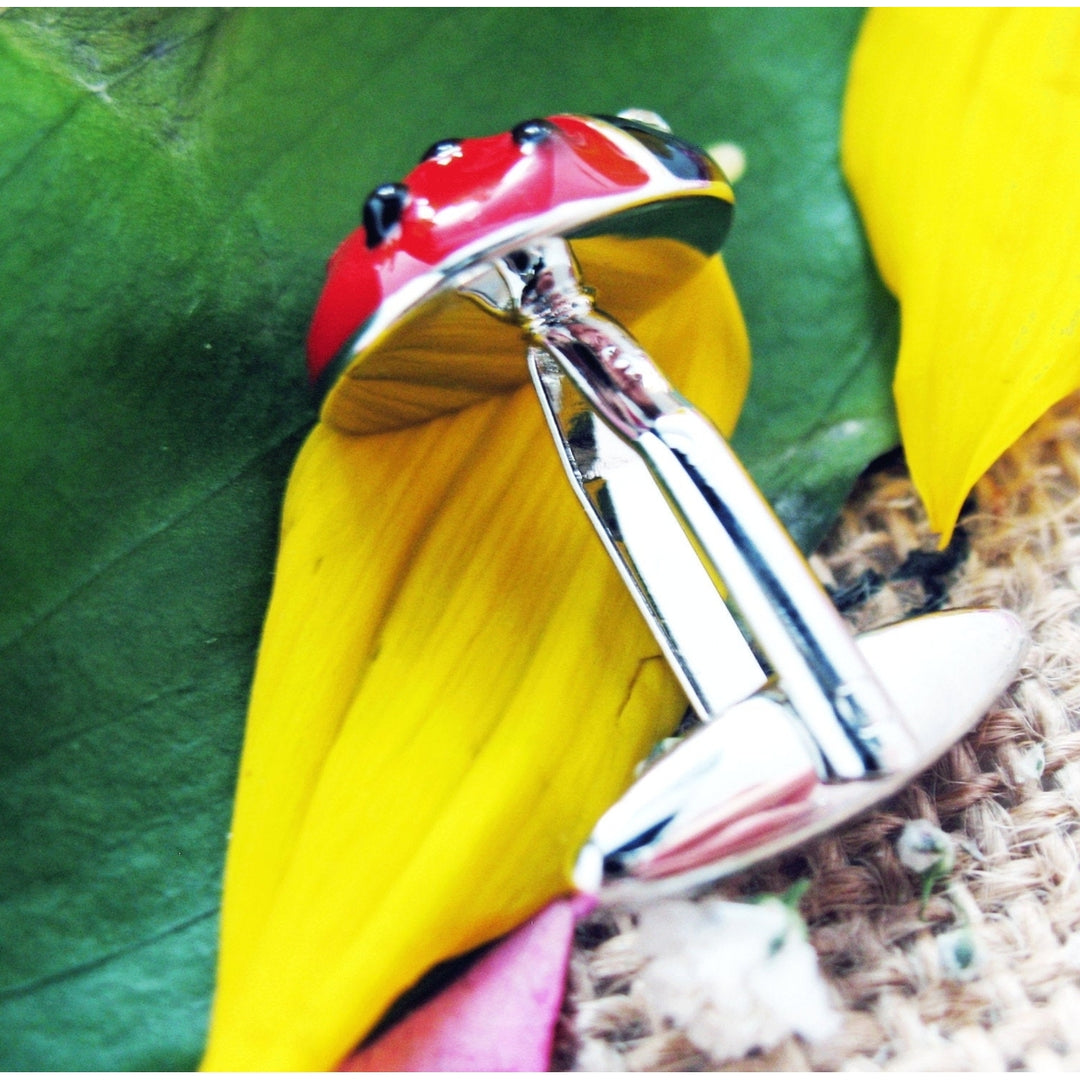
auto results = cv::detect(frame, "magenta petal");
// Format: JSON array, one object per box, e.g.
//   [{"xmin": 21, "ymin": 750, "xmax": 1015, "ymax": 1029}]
[{"xmin": 339, "ymin": 893, "xmax": 594, "ymax": 1072}]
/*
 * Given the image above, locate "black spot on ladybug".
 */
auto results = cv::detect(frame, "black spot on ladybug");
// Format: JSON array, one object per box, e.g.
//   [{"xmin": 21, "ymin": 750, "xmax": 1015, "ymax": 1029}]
[
  {"xmin": 420, "ymin": 138, "xmax": 461, "ymax": 163},
  {"xmin": 598, "ymin": 114, "xmax": 713, "ymax": 183},
  {"xmin": 511, "ymin": 118, "xmax": 557, "ymax": 148},
  {"xmin": 363, "ymin": 183, "xmax": 409, "ymax": 248}
]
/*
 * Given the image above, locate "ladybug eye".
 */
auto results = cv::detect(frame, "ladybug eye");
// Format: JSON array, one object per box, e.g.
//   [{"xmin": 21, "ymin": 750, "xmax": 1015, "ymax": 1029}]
[
  {"xmin": 420, "ymin": 138, "xmax": 462, "ymax": 164},
  {"xmin": 362, "ymin": 183, "xmax": 409, "ymax": 248},
  {"xmin": 511, "ymin": 118, "xmax": 557, "ymax": 148}
]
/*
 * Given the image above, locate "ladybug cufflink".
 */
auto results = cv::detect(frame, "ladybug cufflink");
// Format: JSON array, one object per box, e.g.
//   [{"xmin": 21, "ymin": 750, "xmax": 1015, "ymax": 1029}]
[{"xmin": 306, "ymin": 112, "xmax": 1026, "ymax": 899}]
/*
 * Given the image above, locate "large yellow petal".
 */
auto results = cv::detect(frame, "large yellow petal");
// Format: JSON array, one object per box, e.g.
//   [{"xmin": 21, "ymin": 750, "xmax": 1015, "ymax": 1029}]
[
  {"xmin": 842, "ymin": 9, "xmax": 1080, "ymax": 544},
  {"xmin": 201, "ymin": 246, "xmax": 749, "ymax": 1070}
]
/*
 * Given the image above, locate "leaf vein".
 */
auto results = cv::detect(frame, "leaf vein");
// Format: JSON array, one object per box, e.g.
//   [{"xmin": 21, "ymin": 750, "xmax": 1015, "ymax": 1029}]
[
  {"xmin": 0, "ymin": 418, "xmax": 311, "ymax": 657},
  {"xmin": 0, "ymin": 97, "xmax": 84, "ymax": 191},
  {"xmin": 0, "ymin": 905, "xmax": 219, "ymax": 1002}
]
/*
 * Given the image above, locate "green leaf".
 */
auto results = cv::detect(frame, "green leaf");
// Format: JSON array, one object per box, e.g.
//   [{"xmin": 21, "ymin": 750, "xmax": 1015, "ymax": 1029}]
[
  {"xmin": 0, "ymin": 8, "xmax": 896, "ymax": 1069},
  {"xmin": 713, "ymin": 9, "xmax": 901, "ymax": 549}
]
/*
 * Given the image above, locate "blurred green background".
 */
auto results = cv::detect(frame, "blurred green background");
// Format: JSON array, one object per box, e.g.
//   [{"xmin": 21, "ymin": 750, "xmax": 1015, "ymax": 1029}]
[{"xmin": 0, "ymin": 8, "xmax": 897, "ymax": 1069}]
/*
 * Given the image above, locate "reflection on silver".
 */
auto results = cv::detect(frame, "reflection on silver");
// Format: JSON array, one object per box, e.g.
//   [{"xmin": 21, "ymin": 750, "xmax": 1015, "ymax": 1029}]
[
  {"xmin": 459, "ymin": 222, "xmax": 1027, "ymax": 896},
  {"xmin": 466, "ymin": 237, "xmax": 915, "ymax": 781},
  {"xmin": 528, "ymin": 349, "xmax": 765, "ymax": 722},
  {"xmin": 580, "ymin": 608, "xmax": 1027, "ymax": 901}
]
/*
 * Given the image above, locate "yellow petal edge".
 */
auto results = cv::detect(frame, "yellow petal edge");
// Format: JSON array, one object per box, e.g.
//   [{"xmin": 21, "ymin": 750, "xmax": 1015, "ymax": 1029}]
[
  {"xmin": 842, "ymin": 8, "xmax": 1080, "ymax": 544},
  {"xmin": 201, "ymin": 240, "xmax": 750, "ymax": 1070}
]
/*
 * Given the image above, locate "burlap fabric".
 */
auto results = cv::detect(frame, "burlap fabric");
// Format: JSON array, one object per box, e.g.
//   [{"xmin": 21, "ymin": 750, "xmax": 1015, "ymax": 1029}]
[{"xmin": 557, "ymin": 391, "xmax": 1080, "ymax": 1071}]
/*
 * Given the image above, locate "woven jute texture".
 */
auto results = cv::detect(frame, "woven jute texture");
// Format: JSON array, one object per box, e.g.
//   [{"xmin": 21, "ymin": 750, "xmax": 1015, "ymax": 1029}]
[{"xmin": 556, "ymin": 391, "xmax": 1080, "ymax": 1071}]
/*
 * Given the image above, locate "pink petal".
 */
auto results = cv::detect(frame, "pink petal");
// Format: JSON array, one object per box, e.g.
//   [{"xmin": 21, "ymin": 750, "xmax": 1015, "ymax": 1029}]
[{"xmin": 340, "ymin": 893, "xmax": 594, "ymax": 1072}]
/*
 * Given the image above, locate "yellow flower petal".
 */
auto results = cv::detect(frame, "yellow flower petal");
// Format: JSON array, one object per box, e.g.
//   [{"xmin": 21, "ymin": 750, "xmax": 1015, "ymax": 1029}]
[
  {"xmin": 201, "ymin": 244, "xmax": 749, "ymax": 1070},
  {"xmin": 842, "ymin": 8, "xmax": 1080, "ymax": 544}
]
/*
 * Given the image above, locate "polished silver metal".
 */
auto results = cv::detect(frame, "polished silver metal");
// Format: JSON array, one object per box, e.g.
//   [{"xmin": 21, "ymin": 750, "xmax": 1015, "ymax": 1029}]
[
  {"xmin": 458, "ymin": 233, "xmax": 1027, "ymax": 895},
  {"xmin": 578, "ymin": 607, "xmax": 1027, "ymax": 901},
  {"xmin": 465, "ymin": 237, "xmax": 917, "ymax": 781},
  {"xmin": 528, "ymin": 349, "xmax": 767, "ymax": 722},
  {"xmin": 317, "ymin": 108, "xmax": 1027, "ymax": 896},
  {"xmin": 515, "ymin": 251, "xmax": 1029, "ymax": 895}
]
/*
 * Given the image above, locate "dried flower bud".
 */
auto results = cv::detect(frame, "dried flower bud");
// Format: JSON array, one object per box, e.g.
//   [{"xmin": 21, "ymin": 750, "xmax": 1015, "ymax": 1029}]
[
  {"xmin": 897, "ymin": 819, "xmax": 955, "ymax": 876},
  {"xmin": 937, "ymin": 927, "xmax": 982, "ymax": 982},
  {"xmin": 635, "ymin": 897, "xmax": 838, "ymax": 1062}
]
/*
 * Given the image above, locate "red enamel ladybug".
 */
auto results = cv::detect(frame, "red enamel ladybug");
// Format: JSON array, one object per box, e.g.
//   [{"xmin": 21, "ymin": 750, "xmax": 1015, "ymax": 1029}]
[{"xmin": 307, "ymin": 113, "xmax": 734, "ymax": 434}]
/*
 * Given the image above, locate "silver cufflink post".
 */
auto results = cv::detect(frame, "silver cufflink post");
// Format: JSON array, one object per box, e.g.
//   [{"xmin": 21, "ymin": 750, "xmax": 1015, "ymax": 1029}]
[{"xmin": 313, "ymin": 112, "xmax": 1028, "ymax": 899}]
